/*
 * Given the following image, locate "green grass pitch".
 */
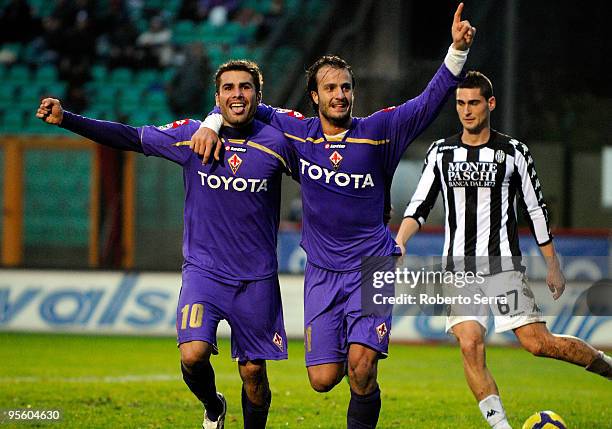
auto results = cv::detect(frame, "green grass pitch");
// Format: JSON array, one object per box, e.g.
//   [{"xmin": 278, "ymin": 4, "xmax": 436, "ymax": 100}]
[{"xmin": 0, "ymin": 333, "xmax": 609, "ymax": 428}]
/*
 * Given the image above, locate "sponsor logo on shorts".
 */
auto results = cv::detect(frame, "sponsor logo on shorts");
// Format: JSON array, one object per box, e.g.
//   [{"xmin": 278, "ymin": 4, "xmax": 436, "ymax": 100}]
[
  {"xmin": 376, "ymin": 322, "xmax": 388, "ymax": 343},
  {"xmin": 273, "ymin": 332, "xmax": 284, "ymax": 352},
  {"xmin": 228, "ymin": 154, "xmax": 243, "ymax": 175}
]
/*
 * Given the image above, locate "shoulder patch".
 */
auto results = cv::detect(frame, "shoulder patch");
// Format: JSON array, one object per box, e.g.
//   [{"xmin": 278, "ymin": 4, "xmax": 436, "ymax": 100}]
[
  {"xmin": 275, "ymin": 108, "xmax": 305, "ymax": 120},
  {"xmin": 157, "ymin": 119, "xmax": 190, "ymax": 130},
  {"xmin": 379, "ymin": 106, "xmax": 397, "ymax": 112}
]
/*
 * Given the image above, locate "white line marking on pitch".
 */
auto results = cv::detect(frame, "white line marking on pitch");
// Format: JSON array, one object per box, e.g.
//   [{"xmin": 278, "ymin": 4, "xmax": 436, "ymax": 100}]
[{"xmin": 0, "ymin": 374, "xmax": 181, "ymax": 383}]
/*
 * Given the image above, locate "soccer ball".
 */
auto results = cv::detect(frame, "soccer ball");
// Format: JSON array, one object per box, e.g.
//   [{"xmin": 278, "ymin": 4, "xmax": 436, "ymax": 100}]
[{"xmin": 522, "ymin": 410, "xmax": 567, "ymax": 429}]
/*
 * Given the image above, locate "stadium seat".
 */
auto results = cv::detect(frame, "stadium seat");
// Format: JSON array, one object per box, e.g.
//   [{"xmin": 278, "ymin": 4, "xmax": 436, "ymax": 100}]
[
  {"xmin": 1, "ymin": 109, "xmax": 26, "ymax": 133},
  {"xmin": 173, "ymin": 20, "xmax": 197, "ymax": 44},
  {"xmin": 19, "ymin": 84, "xmax": 46, "ymax": 104},
  {"xmin": 91, "ymin": 65, "xmax": 108, "ymax": 82},
  {"xmin": 144, "ymin": 90, "xmax": 168, "ymax": 107},
  {"xmin": 94, "ymin": 86, "xmax": 119, "ymax": 108},
  {"xmin": 6, "ymin": 64, "xmax": 30, "ymax": 83},
  {"xmin": 135, "ymin": 69, "xmax": 160, "ymax": 86},
  {"xmin": 108, "ymin": 68, "xmax": 133, "ymax": 86},
  {"xmin": 35, "ymin": 64, "xmax": 59, "ymax": 81},
  {"xmin": 45, "ymin": 82, "xmax": 68, "ymax": 99},
  {"xmin": 128, "ymin": 111, "xmax": 153, "ymax": 126},
  {"xmin": 118, "ymin": 87, "xmax": 143, "ymax": 110},
  {"xmin": 230, "ymin": 45, "xmax": 250, "ymax": 60}
]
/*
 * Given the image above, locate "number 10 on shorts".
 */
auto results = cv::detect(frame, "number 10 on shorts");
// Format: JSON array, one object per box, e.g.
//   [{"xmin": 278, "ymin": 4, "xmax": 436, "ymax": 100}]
[{"xmin": 180, "ymin": 304, "xmax": 204, "ymax": 329}]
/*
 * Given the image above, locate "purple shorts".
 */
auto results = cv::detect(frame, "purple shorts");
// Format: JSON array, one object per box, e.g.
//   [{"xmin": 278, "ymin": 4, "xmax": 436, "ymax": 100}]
[
  {"xmin": 303, "ymin": 262, "xmax": 392, "ymax": 367},
  {"xmin": 177, "ymin": 266, "xmax": 288, "ymax": 362}
]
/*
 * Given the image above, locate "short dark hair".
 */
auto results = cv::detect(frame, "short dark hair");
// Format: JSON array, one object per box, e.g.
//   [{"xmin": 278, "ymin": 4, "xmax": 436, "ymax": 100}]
[
  {"xmin": 305, "ymin": 55, "xmax": 355, "ymax": 113},
  {"xmin": 458, "ymin": 71, "xmax": 494, "ymax": 100},
  {"xmin": 215, "ymin": 60, "xmax": 263, "ymax": 94}
]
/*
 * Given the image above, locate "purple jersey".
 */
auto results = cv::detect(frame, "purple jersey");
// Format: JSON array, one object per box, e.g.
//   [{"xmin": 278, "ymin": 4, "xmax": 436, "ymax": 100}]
[
  {"xmin": 254, "ymin": 64, "xmax": 462, "ymax": 271},
  {"xmin": 139, "ymin": 119, "xmax": 297, "ymax": 281},
  {"xmin": 61, "ymin": 113, "xmax": 297, "ymax": 280}
]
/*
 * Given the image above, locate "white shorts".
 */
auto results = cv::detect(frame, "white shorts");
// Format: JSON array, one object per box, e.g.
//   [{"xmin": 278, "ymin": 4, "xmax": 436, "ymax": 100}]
[{"xmin": 446, "ymin": 270, "xmax": 543, "ymax": 334}]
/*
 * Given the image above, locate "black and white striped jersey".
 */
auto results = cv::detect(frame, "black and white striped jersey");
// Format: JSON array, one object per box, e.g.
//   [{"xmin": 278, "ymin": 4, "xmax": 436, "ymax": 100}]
[{"xmin": 404, "ymin": 130, "xmax": 552, "ymax": 274}]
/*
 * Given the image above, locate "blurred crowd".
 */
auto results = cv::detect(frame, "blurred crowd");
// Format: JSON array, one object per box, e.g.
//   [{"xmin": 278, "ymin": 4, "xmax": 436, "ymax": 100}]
[{"xmin": 0, "ymin": 0, "xmax": 285, "ymax": 117}]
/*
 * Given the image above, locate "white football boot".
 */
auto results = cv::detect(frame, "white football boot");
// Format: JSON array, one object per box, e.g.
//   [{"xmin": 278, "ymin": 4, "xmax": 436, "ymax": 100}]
[{"xmin": 203, "ymin": 393, "xmax": 227, "ymax": 429}]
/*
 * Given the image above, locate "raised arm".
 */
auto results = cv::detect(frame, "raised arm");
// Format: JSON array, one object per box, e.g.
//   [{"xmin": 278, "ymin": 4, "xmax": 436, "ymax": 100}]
[
  {"xmin": 37, "ymin": 98, "xmax": 195, "ymax": 165},
  {"xmin": 377, "ymin": 4, "xmax": 475, "ymax": 169},
  {"xmin": 37, "ymin": 98, "xmax": 143, "ymax": 152}
]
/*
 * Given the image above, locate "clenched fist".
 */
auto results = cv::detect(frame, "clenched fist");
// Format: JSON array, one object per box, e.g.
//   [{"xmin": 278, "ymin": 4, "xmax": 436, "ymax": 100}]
[{"xmin": 36, "ymin": 98, "xmax": 64, "ymax": 125}]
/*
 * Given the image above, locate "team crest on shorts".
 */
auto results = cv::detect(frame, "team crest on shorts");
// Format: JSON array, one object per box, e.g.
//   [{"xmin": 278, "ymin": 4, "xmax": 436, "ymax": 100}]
[
  {"xmin": 495, "ymin": 150, "xmax": 506, "ymax": 163},
  {"xmin": 273, "ymin": 332, "xmax": 284, "ymax": 352},
  {"xmin": 329, "ymin": 151, "xmax": 343, "ymax": 170},
  {"xmin": 375, "ymin": 322, "xmax": 388, "ymax": 343},
  {"xmin": 228, "ymin": 153, "xmax": 243, "ymax": 174}
]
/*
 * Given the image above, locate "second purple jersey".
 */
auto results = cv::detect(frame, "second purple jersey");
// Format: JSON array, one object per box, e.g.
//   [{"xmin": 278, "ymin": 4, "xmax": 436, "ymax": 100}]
[{"xmin": 254, "ymin": 64, "xmax": 463, "ymax": 271}]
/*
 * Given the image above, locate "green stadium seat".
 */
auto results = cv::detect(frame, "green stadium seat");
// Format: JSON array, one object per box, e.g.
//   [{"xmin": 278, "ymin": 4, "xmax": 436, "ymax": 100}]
[
  {"xmin": 19, "ymin": 84, "xmax": 46, "ymax": 104},
  {"xmin": 35, "ymin": 64, "xmax": 59, "ymax": 81},
  {"xmin": 94, "ymin": 86, "xmax": 119, "ymax": 107},
  {"xmin": 0, "ymin": 82, "xmax": 19, "ymax": 103},
  {"xmin": 91, "ymin": 64, "xmax": 108, "ymax": 82},
  {"xmin": 1, "ymin": 109, "xmax": 26, "ymax": 133},
  {"xmin": 118, "ymin": 87, "xmax": 143, "ymax": 110},
  {"xmin": 128, "ymin": 111, "xmax": 153, "ymax": 126},
  {"xmin": 160, "ymin": 68, "xmax": 176, "ymax": 83},
  {"xmin": 173, "ymin": 20, "xmax": 197, "ymax": 44},
  {"xmin": 135, "ymin": 69, "xmax": 160, "ymax": 86},
  {"xmin": 109, "ymin": 68, "xmax": 133, "ymax": 85},
  {"xmin": 145, "ymin": 90, "xmax": 167, "ymax": 106},
  {"xmin": 45, "ymin": 82, "xmax": 67, "ymax": 99},
  {"xmin": 230, "ymin": 45, "xmax": 249, "ymax": 59},
  {"xmin": 6, "ymin": 64, "xmax": 30, "ymax": 83}
]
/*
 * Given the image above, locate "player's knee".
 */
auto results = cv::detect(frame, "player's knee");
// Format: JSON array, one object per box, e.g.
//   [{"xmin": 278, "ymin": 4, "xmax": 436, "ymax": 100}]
[
  {"xmin": 458, "ymin": 335, "xmax": 485, "ymax": 359},
  {"xmin": 348, "ymin": 355, "xmax": 377, "ymax": 389},
  {"xmin": 309, "ymin": 376, "xmax": 336, "ymax": 393},
  {"xmin": 307, "ymin": 370, "xmax": 341, "ymax": 393},
  {"xmin": 239, "ymin": 361, "xmax": 267, "ymax": 387},
  {"xmin": 521, "ymin": 337, "xmax": 549, "ymax": 357},
  {"xmin": 517, "ymin": 329, "xmax": 555, "ymax": 357},
  {"xmin": 180, "ymin": 343, "xmax": 210, "ymax": 369}
]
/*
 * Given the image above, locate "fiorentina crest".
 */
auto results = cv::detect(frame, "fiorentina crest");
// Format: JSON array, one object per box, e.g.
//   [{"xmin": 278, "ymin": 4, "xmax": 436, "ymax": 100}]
[
  {"xmin": 228, "ymin": 153, "xmax": 242, "ymax": 175},
  {"xmin": 329, "ymin": 150, "xmax": 343, "ymax": 170},
  {"xmin": 376, "ymin": 322, "xmax": 388, "ymax": 343},
  {"xmin": 273, "ymin": 332, "xmax": 284, "ymax": 352}
]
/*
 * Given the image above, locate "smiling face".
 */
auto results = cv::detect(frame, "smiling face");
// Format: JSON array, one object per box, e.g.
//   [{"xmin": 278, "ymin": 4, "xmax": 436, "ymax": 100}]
[
  {"xmin": 456, "ymin": 87, "xmax": 496, "ymax": 134},
  {"xmin": 215, "ymin": 70, "xmax": 260, "ymax": 128},
  {"xmin": 311, "ymin": 65, "xmax": 354, "ymax": 129}
]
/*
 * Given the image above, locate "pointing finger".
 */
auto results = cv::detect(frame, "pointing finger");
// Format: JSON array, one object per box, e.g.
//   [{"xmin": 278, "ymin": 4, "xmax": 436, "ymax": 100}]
[{"xmin": 453, "ymin": 2, "xmax": 464, "ymax": 24}]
